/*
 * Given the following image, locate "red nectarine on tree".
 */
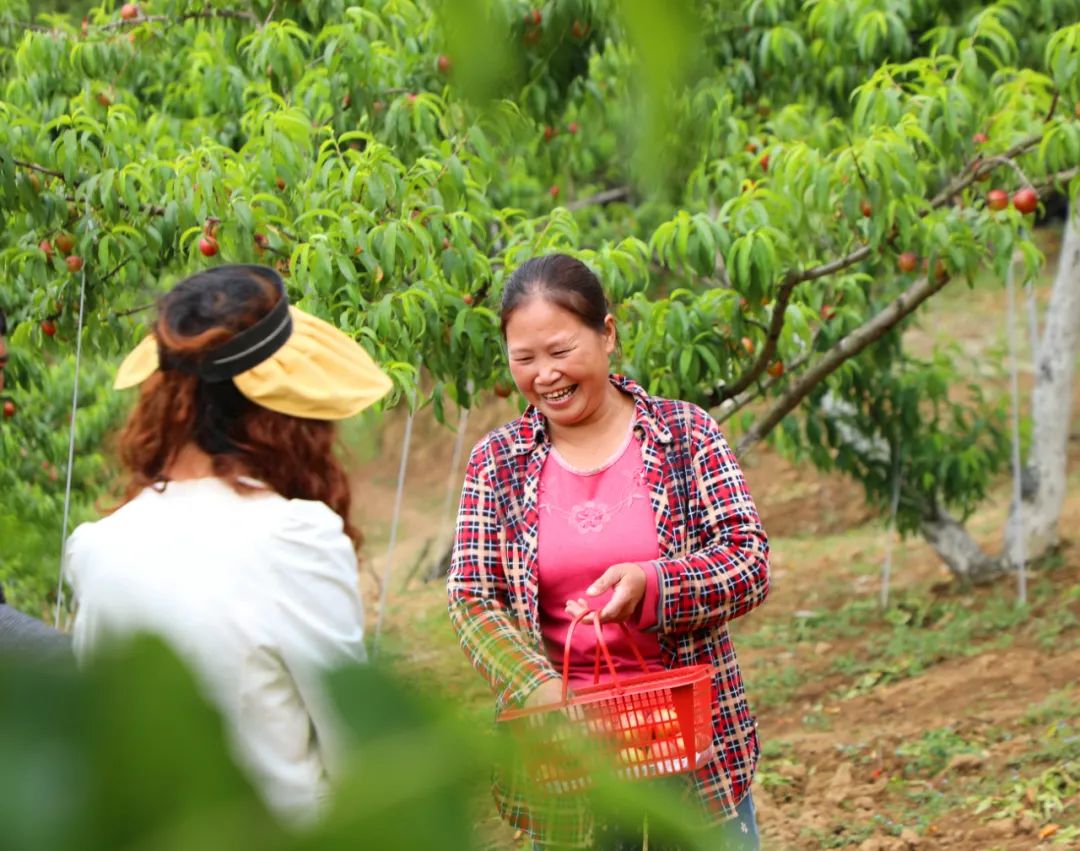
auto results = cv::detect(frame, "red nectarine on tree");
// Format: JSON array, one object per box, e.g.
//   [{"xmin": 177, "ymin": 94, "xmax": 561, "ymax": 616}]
[
  {"xmin": 1012, "ymin": 187, "xmax": 1038, "ymax": 215},
  {"xmin": 986, "ymin": 189, "xmax": 1009, "ymax": 211},
  {"xmin": 898, "ymin": 252, "xmax": 918, "ymax": 273}
]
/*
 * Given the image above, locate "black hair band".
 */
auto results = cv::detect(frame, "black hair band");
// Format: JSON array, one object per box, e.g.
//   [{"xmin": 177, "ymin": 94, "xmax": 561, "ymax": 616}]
[{"xmin": 161, "ymin": 288, "xmax": 293, "ymax": 383}]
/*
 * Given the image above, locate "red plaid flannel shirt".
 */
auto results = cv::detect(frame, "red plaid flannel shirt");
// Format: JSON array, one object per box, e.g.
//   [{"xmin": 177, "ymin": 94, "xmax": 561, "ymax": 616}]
[{"xmin": 447, "ymin": 375, "xmax": 770, "ymax": 846}]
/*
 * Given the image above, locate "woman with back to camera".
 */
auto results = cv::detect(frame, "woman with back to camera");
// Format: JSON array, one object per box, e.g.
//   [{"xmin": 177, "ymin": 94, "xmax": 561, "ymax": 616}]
[
  {"xmin": 64, "ymin": 264, "xmax": 392, "ymax": 824},
  {"xmin": 448, "ymin": 254, "xmax": 770, "ymax": 849}
]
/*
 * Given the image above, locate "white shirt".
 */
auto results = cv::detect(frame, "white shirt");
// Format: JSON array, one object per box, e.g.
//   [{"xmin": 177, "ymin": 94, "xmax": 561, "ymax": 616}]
[{"xmin": 65, "ymin": 477, "xmax": 366, "ymax": 822}]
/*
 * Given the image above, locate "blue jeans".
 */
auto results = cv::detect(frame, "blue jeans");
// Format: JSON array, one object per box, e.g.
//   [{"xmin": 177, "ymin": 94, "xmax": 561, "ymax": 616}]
[{"xmin": 534, "ymin": 792, "xmax": 760, "ymax": 850}]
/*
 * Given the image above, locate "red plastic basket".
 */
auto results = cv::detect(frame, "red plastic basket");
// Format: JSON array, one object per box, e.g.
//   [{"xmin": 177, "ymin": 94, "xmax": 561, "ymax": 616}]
[{"xmin": 497, "ymin": 610, "xmax": 715, "ymax": 793}]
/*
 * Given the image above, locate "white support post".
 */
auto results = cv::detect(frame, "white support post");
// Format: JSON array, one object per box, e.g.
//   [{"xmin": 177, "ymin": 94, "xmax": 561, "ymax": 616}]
[
  {"xmin": 1005, "ymin": 258, "xmax": 1027, "ymax": 606},
  {"xmin": 373, "ymin": 386, "xmax": 417, "ymax": 652}
]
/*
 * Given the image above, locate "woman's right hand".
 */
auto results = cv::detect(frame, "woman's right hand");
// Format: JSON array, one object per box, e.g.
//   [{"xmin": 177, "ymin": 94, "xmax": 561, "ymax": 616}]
[{"xmin": 523, "ymin": 677, "xmax": 565, "ymax": 709}]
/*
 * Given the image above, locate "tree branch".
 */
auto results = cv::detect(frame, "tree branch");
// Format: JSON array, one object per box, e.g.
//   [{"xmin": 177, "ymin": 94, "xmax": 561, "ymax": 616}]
[
  {"xmin": 111, "ymin": 301, "xmax": 155, "ymax": 318},
  {"xmin": 717, "ymin": 131, "xmax": 1046, "ymax": 404},
  {"xmin": 712, "ymin": 340, "xmax": 819, "ymax": 423},
  {"xmin": 1036, "ymin": 166, "xmax": 1079, "ymax": 194},
  {"xmin": 716, "ymin": 242, "xmax": 872, "ymax": 401},
  {"xmin": 566, "ymin": 186, "xmax": 631, "ymax": 211},
  {"xmin": 99, "ymin": 8, "xmax": 259, "ymax": 32},
  {"xmin": 12, "ymin": 158, "xmax": 64, "ymax": 179},
  {"xmin": 734, "ymin": 268, "xmax": 954, "ymax": 455},
  {"xmin": 929, "ymin": 132, "xmax": 1042, "ymax": 207}
]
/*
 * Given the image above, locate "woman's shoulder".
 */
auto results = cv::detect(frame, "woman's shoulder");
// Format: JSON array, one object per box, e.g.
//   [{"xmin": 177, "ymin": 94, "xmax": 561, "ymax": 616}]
[
  {"xmin": 638, "ymin": 390, "xmax": 721, "ymax": 442},
  {"xmin": 67, "ymin": 479, "xmax": 334, "ymax": 553},
  {"xmin": 614, "ymin": 374, "xmax": 717, "ymax": 437},
  {"xmin": 468, "ymin": 410, "xmax": 535, "ymax": 466},
  {"xmin": 273, "ymin": 497, "xmax": 349, "ymax": 546}
]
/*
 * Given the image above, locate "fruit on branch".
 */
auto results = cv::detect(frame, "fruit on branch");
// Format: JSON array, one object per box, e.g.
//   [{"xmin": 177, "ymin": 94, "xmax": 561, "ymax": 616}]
[
  {"xmin": 198, "ymin": 237, "xmax": 219, "ymax": 257},
  {"xmin": 860, "ymin": 199, "xmax": 872, "ymax": 218},
  {"xmin": 41, "ymin": 320, "xmax": 56, "ymax": 337},
  {"xmin": 493, "ymin": 382, "xmax": 513, "ymax": 399},
  {"xmin": 740, "ymin": 336, "xmax": 755, "ymax": 356},
  {"xmin": 1012, "ymin": 187, "xmax": 1038, "ymax": 215},
  {"xmin": 758, "ymin": 153, "xmax": 770, "ymax": 171},
  {"xmin": 66, "ymin": 255, "xmax": 84, "ymax": 273},
  {"xmin": 39, "ymin": 239, "xmax": 54, "ymax": 259},
  {"xmin": 462, "ymin": 293, "xmax": 474, "ymax": 306},
  {"xmin": 96, "ymin": 92, "xmax": 112, "ymax": 107},
  {"xmin": 549, "ymin": 185, "xmax": 560, "ymax": 198},
  {"xmin": 898, "ymin": 252, "xmax": 918, "ymax": 273},
  {"xmin": 54, "ymin": 233, "xmax": 75, "ymax": 255},
  {"xmin": 120, "ymin": 3, "xmax": 139, "ymax": 20},
  {"xmin": 525, "ymin": 9, "xmax": 542, "ymax": 26},
  {"xmin": 819, "ymin": 304, "xmax": 836, "ymax": 319},
  {"xmin": 567, "ymin": 121, "xmax": 579, "ymax": 135},
  {"xmin": 253, "ymin": 233, "xmax": 269, "ymax": 249},
  {"xmin": 341, "ymin": 93, "xmax": 351, "ymax": 108},
  {"xmin": 275, "ymin": 177, "xmax": 286, "ymax": 190},
  {"xmin": 972, "ymin": 132, "xmax": 988, "ymax": 145},
  {"xmin": 437, "ymin": 54, "xmax": 452, "ymax": 74},
  {"xmin": 767, "ymin": 360, "xmax": 784, "ymax": 378},
  {"xmin": 372, "ymin": 99, "xmax": 385, "ymax": 113},
  {"xmin": 3, "ymin": 400, "xmax": 15, "ymax": 418},
  {"xmin": 986, "ymin": 189, "xmax": 1009, "ymax": 211},
  {"xmin": 543, "ymin": 125, "xmax": 556, "ymax": 141}
]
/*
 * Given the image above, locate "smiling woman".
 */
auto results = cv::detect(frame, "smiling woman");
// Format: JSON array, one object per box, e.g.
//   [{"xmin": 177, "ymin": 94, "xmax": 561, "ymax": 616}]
[{"xmin": 447, "ymin": 253, "xmax": 771, "ymax": 850}]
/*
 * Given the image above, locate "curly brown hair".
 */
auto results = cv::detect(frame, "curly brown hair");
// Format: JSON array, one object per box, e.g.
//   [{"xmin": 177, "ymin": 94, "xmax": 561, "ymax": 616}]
[{"xmin": 115, "ymin": 266, "xmax": 361, "ymax": 549}]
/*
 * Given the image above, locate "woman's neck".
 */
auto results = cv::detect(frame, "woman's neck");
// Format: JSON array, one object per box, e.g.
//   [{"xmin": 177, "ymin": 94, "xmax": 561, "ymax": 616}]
[
  {"xmin": 163, "ymin": 443, "xmax": 220, "ymax": 481},
  {"xmin": 548, "ymin": 384, "xmax": 635, "ymax": 467}
]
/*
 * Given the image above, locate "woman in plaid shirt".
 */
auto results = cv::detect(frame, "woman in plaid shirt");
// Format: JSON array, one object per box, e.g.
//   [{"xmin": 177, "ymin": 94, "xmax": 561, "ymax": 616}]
[{"xmin": 448, "ymin": 254, "xmax": 770, "ymax": 849}]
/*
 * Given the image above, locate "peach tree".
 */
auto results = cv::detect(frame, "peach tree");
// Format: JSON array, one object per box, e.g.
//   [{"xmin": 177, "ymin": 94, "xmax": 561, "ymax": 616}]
[{"xmin": 1, "ymin": 0, "xmax": 1079, "ymax": 609}]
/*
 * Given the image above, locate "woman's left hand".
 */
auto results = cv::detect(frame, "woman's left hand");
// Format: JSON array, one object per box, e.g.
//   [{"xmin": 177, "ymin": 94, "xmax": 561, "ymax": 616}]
[{"xmin": 565, "ymin": 562, "xmax": 647, "ymax": 623}]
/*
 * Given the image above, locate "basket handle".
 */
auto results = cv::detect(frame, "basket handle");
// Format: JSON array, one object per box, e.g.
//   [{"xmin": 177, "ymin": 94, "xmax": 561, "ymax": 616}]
[{"xmin": 560, "ymin": 608, "xmax": 652, "ymax": 703}]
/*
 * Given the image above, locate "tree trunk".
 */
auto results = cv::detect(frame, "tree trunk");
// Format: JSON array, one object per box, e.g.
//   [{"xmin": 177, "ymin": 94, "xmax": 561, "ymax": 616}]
[
  {"xmin": 812, "ymin": 210, "xmax": 1080, "ymax": 583},
  {"xmin": 1004, "ymin": 208, "xmax": 1080, "ymax": 566},
  {"xmin": 918, "ymin": 504, "xmax": 1006, "ymax": 584},
  {"xmin": 919, "ymin": 206, "xmax": 1080, "ymax": 581}
]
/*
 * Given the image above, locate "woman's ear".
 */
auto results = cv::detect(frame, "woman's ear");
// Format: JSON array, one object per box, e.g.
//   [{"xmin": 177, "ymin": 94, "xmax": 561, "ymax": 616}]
[{"xmin": 602, "ymin": 314, "xmax": 618, "ymax": 355}]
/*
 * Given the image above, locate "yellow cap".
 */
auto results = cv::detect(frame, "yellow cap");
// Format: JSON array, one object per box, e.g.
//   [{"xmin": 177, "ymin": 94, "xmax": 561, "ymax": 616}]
[{"xmin": 114, "ymin": 307, "xmax": 392, "ymax": 420}]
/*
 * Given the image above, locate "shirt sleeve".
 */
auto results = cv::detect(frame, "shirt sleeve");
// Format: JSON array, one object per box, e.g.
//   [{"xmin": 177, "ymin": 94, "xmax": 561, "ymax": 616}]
[
  {"xmin": 447, "ymin": 443, "xmax": 561, "ymax": 710},
  {"xmin": 648, "ymin": 409, "xmax": 770, "ymax": 634},
  {"xmin": 268, "ymin": 499, "xmax": 366, "ymax": 778}
]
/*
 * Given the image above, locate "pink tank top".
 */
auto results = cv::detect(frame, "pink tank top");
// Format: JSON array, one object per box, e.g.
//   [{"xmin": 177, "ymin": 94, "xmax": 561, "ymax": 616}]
[{"xmin": 536, "ymin": 427, "xmax": 665, "ymax": 689}]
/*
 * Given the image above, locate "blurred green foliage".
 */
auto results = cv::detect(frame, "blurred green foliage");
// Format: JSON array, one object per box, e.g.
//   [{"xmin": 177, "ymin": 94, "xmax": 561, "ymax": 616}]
[{"xmin": 0, "ymin": 635, "xmax": 715, "ymax": 850}]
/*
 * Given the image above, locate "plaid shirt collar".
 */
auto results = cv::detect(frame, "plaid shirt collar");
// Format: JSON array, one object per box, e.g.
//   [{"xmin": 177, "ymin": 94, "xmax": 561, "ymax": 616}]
[{"xmin": 510, "ymin": 373, "xmax": 674, "ymax": 455}]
